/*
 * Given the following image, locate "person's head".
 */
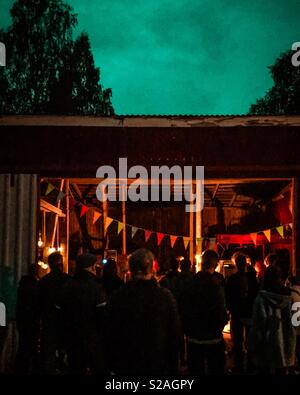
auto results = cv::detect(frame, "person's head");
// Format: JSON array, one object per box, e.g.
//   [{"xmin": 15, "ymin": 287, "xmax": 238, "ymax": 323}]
[
  {"xmin": 264, "ymin": 253, "xmax": 278, "ymax": 268},
  {"xmin": 76, "ymin": 253, "xmax": 97, "ymax": 274},
  {"xmin": 274, "ymin": 250, "xmax": 290, "ymax": 283},
  {"xmin": 263, "ymin": 265, "xmax": 283, "ymax": 292},
  {"xmin": 29, "ymin": 263, "xmax": 38, "ymax": 278},
  {"xmin": 129, "ymin": 248, "xmax": 154, "ymax": 280},
  {"xmin": 169, "ymin": 256, "xmax": 179, "ymax": 272},
  {"xmin": 201, "ymin": 250, "xmax": 219, "ymax": 273},
  {"xmin": 180, "ymin": 258, "xmax": 191, "ymax": 273},
  {"xmin": 48, "ymin": 253, "xmax": 63, "ymax": 272},
  {"xmin": 103, "ymin": 258, "xmax": 118, "ymax": 278},
  {"xmin": 235, "ymin": 254, "xmax": 247, "ymax": 273}
]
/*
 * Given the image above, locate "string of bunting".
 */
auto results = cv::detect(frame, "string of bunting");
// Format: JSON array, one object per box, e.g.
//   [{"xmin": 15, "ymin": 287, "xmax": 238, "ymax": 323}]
[
  {"xmin": 44, "ymin": 182, "xmax": 191, "ymax": 249},
  {"xmin": 249, "ymin": 223, "xmax": 292, "ymax": 245},
  {"xmin": 45, "ymin": 182, "xmax": 292, "ymax": 249}
]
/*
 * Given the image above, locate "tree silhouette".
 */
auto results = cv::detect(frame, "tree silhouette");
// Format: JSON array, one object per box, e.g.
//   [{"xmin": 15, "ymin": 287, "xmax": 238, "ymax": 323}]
[
  {"xmin": 249, "ymin": 50, "xmax": 300, "ymax": 115},
  {"xmin": 0, "ymin": 0, "xmax": 114, "ymax": 115}
]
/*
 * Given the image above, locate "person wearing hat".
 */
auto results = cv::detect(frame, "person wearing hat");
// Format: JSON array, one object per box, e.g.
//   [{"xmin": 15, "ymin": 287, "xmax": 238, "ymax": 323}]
[{"xmin": 60, "ymin": 253, "xmax": 107, "ymax": 375}]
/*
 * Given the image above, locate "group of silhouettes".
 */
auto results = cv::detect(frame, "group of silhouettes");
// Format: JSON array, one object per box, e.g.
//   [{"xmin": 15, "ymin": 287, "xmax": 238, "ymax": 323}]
[{"xmin": 14, "ymin": 247, "xmax": 300, "ymax": 375}]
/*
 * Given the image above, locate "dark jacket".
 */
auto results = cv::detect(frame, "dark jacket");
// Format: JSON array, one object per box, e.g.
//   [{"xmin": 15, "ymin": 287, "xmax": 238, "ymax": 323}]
[
  {"xmin": 225, "ymin": 271, "xmax": 259, "ymax": 319},
  {"xmin": 181, "ymin": 271, "xmax": 228, "ymax": 341},
  {"xmin": 38, "ymin": 270, "xmax": 71, "ymax": 328},
  {"xmin": 60, "ymin": 270, "xmax": 107, "ymax": 373},
  {"xmin": 16, "ymin": 275, "xmax": 39, "ymax": 332},
  {"xmin": 101, "ymin": 274, "xmax": 123, "ymax": 299},
  {"xmin": 106, "ymin": 278, "xmax": 181, "ymax": 375}
]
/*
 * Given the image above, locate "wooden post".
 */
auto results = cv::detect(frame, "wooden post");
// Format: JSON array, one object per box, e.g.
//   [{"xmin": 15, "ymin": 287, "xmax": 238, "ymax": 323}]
[
  {"xmin": 195, "ymin": 181, "xmax": 202, "ymax": 256},
  {"xmin": 292, "ymin": 178, "xmax": 300, "ymax": 276},
  {"xmin": 102, "ymin": 185, "xmax": 108, "ymax": 249},
  {"xmin": 189, "ymin": 183, "xmax": 194, "ymax": 264},
  {"xmin": 122, "ymin": 186, "xmax": 127, "ymax": 256},
  {"xmin": 65, "ymin": 179, "xmax": 70, "ymax": 273},
  {"xmin": 51, "ymin": 179, "xmax": 64, "ymax": 247}
]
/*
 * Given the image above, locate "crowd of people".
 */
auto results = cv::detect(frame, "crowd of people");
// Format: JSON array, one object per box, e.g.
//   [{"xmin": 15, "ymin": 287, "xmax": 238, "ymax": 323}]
[{"xmin": 14, "ymin": 247, "xmax": 300, "ymax": 375}]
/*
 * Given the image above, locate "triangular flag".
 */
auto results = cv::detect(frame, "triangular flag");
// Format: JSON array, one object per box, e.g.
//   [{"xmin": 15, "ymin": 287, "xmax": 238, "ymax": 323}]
[
  {"xmin": 183, "ymin": 237, "xmax": 190, "ymax": 250},
  {"xmin": 80, "ymin": 205, "xmax": 89, "ymax": 217},
  {"xmin": 276, "ymin": 226, "xmax": 284, "ymax": 238},
  {"xmin": 289, "ymin": 223, "xmax": 293, "ymax": 230},
  {"xmin": 104, "ymin": 217, "xmax": 114, "ymax": 233},
  {"xmin": 117, "ymin": 221, "xmax": 124, "ymax": 235},
  {"xmin": 45, "ymin": 183, "xmax": 55, "ymax": 195},
  {"xmin": 263, "ymin": 229, "xmax": 271, "ymax": 242},
  {"xmin": 145, "ymin": 230, "xmax": 152, "ymax": 242},
  {"xmin": 131, "ymin": 226, "xmax": 139, "ymax": 238},
  {"xmin": 170, "ymin": 235, "xmax": 178, "ymax": 248},
  {"xmin": 157, "ymin": 233, "xmax": 165, "ymax": 246},
  {"xmin": 92, "ymin": 211, "xmax": 102, "ymax": 225},
  {"xmin": 250, "ymin": 233, "xmax": 257, "ymax": 245},
  {"xmin": 56, "ymin": 190, "xmax": 66, "ymax": 202}
]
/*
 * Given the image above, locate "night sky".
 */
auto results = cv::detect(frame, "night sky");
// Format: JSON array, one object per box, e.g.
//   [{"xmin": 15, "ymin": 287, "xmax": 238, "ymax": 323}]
[{"xmin": 0, "ymin": 0, "xmax": 299, "ymax": 115}]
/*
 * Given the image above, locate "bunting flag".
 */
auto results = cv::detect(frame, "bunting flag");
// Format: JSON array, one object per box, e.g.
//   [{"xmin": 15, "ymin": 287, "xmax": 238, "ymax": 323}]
[
  {"xmin": 145, "ymin": 230, "xmax": 152, "ymax": 242},
  {"xmin": 92, "ymin": 211, "xmax": 102, "ymax": 225},
  {"xmin": 263, "ymin": 229, "xmax": 271, "ymax": 242},
  {"xmin": 104, "ymin": 217, "xmax": 114, "ymax": 233},
  {"xmin": 183, "ymin": 237, "xmax": 190, "ymax": 250},
  {"xmin": 117, "ymin": 221, "xmax": 124, "ymax": 235},
  {"xmin": 80, "ymin": 204, "xmax": 89, "ymax": 217},
  {"xmin": 289, "ymin": 223, "xmax": 293, "ymax": 229},
  {"xmin": 276, "ymin": 226, "xmax": 284, "ymax": 238},
  {"xmin": 157, "ymin": 233, "xmax": 165, "ymax": 246},
  {"xmin": 170, "ymin": 235, "xmax": 178, "ymax": 248},
  {"xmin": 250, "ymin": 233, "xmax": 258, "ymax": 245},
  {"xmin": 131, "ymin": 226, "xmax": 139, "ymax": 238},
  {"xmin": 56, "ymin": 190, "xmax": 66, "ymax": 202},
  {"xmin": 45, "ymin": 183, "xmax": 55, "ymax": 196}
]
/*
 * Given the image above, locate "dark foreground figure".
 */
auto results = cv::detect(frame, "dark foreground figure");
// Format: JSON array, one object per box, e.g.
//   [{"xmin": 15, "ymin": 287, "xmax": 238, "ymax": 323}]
[{"xmin": 106, "ymin": 248, "xmax": 181, "ymax": 375}]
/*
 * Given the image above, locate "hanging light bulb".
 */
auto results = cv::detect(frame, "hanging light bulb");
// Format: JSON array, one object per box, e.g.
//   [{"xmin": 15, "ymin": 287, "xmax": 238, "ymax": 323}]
[
  {"xmin": 38, "ymin": 235, "xmax": 44, "ymax": 248},
  {"xmin": 57, "ymin": 245, "xmax": 63, "ymax": 253},
  {"xmin": 49, "ymin": 246, "xmax": 56, "ymax": 254}
]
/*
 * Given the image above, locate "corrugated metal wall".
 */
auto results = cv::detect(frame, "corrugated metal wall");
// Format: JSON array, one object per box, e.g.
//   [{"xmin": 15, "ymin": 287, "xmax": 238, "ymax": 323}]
[
  {"xmin": 0, "ymin": 174, "xmax": 37, "ymax": 281},
  {"xmin": 0, "ymin": 174, "xmax": 38, "ymax": 373}
]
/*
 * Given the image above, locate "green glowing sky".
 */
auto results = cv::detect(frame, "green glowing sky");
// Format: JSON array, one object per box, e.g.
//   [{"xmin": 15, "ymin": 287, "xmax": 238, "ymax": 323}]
[{"xmin": 0, "ymin": 0, "xmax": 299, "ymax": 115}]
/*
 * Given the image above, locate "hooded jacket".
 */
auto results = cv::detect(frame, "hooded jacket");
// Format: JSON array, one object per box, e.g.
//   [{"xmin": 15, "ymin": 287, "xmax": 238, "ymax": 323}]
[{"xmin": 251, "ymin": 290, "xmax": 296, "ymax": 370}]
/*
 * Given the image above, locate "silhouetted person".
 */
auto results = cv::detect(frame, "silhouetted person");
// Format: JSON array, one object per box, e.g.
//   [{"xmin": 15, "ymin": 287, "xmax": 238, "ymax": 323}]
[
  {"xmin": 38, "ymin": 253, "xmax": 70, "ymax": 374},
  {"xmin": 15, "ymin": 264, "xmax": 39, "ymax": 374},
  {"xmin": 182, "ymin": 249, "xmax": 228, "ymax": 375},
  {"xmin": 225, "ymin": 254, "xmax": 258, "ymax": 373},
  {"xmin": 61, "ymin": 253, "xmax": 107, "ymax": 375},
  {"xmin": 106, "ymin": 248, "xmax": 181, "ymax": 375},
  {"xmin": 159, "ymin": 256, "xmax": 180, "ymax": 294},
  {"xmin": 251, "ymin": 265, "xmax": 296, "ymax": 374},
  {"xmin": 101, "ymin": 258, "xmax": 123, "ymax": 299}
]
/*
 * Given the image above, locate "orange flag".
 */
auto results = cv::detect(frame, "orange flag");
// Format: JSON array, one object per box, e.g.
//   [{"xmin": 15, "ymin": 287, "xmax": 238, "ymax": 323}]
[
  {"xmin": 263, "ymin": 229, "xmax": 271, "ymax": 242},
  {"xmin": 104, "ymin": 217, "xmax": 114, "ymax": 233},
  {"xmin": 183, "ymin": 237, "xmax": 190, "ymax": 250},
  {"xmin": 170, "ymin": 235, "xmax": 178, "ymax": 248},
  {"xmin": 92, "ymin": 211, "xmax": 102, "ymax": 225}
]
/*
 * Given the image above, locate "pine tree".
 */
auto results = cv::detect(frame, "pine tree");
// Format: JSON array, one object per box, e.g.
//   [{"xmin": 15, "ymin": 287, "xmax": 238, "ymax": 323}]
[{"xmin": 0, "ymin": 0, "xmax": 114, "ymax": 115}]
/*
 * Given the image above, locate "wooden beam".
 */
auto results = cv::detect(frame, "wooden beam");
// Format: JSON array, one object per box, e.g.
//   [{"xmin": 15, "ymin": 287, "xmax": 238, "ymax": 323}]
[
  {"xmin": 229, "ymin": 193, "xmax": 237, "ymax": 207},
  {"xmin": 121, "ymin": 186, "xmax": 127, "ymax": 256},
  {"xmin": 66, "ymin": 179, "xmax": 70, "ymax": 273},
  {"xmin": 40, "ymin": 199, "xmax": 65, "ymax": 217},
  {"xmin": 210, "ymin": 183, "xmax": 219, "ymax": 206}
]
